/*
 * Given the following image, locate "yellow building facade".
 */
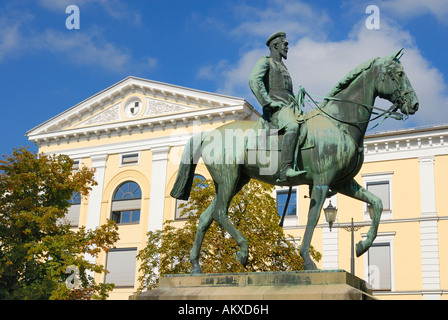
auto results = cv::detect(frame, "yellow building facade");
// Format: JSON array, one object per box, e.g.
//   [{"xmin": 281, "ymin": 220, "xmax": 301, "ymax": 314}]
[{"xmin": 27, "ymin": 76, "xmax": 447, "ymax": 300}]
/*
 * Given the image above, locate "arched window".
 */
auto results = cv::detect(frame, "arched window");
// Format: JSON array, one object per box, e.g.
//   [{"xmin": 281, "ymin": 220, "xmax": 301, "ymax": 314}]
[{"xmin": 111, "ymin": 181, "xmax": 142, "ymax": 225}]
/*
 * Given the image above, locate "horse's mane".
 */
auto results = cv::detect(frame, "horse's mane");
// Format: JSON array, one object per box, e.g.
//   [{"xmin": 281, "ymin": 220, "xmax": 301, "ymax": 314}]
[{"xmin": 326, "ymin": 57, "xmax": 379, "ymax": 98}]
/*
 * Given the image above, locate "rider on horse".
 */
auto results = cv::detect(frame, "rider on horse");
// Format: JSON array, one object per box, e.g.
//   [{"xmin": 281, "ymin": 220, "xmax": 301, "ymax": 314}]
[{"xmin": 249, "ymin": 31, "xmax": 307, "ymax": 183}]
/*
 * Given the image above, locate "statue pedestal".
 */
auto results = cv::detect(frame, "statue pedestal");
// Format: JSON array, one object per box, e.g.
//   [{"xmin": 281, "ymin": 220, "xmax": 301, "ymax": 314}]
[{"xmin": 130, "ymin": 270, "xmax": 375, "ymax": 300}]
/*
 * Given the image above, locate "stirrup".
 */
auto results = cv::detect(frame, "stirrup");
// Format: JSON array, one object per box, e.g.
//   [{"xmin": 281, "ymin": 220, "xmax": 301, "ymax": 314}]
[{"xmin": 276, "ymin": 168, "xmax": 307, "ymax": 183}]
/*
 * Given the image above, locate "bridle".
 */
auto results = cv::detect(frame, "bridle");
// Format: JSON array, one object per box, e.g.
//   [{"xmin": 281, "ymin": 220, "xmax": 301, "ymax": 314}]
[{"xmin": 383, "ymin": 66, "xmax": 415, "ymax": 120}]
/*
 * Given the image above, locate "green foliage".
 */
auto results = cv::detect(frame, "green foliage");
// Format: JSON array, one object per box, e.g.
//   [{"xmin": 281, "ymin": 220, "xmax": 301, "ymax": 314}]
[
  {"xmin": 136, "ymin": 177, "xmax": 321, "ymax": 292},
  {"xmin": 0, "ymin": 147, "xmax": 119, "ymax": 300}
]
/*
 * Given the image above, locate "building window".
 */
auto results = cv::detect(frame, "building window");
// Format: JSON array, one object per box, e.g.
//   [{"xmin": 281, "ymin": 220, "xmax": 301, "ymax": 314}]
[
  {"xmin": 367, "ymin": 243, "xmax": 392, "ymax": 291},
  {"xmin": 66, "ymin": 191, "xmax": 81, "ymax": 227},
  {"xmin": 366, "ymin": 181, "xmax": 390, "ymax": 210},
  {"xmin": 105, "ymin": 248, "xmax": 137, "ymax": 287},
  {"xmin": 276, "ymin": 188, "xmax": 297, "ymax": 217},
  {"xmin": 111, "ymin": 181, "xmax": 142, "ymax": 225},
  {"xmin": 362, "ymin": 172, "xmax": 393, "ymax": 220},
  {"xmin": 72, "ymin": 160, "xmax": 80, "ymax": 170},
  {"xmin": 175, "ymin": 175, "xmax": 206, "ymax": 220},
  {"xmin": 120, "ymin": 152, "xmax": 139, "ymax": 166},
  {"xmin": 69, "ymin": 191, "xmax": 81, "ymax": 205}
]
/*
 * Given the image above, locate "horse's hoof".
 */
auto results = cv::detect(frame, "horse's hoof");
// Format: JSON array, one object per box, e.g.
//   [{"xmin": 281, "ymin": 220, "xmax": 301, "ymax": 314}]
[
  {"xmin": 190, "ymin": 264, "xmax": 203, "ymax": 274},
  {"xmin": 236, "ymin": 250, "xmax": 248, "ymax": 267},
  {"xmin": 356, "ymin": 241, "xmax": 369, "ymax": 257},
  {"xmin": 303, "ymin": 260, "xmax": 318, "ymax": 270}
]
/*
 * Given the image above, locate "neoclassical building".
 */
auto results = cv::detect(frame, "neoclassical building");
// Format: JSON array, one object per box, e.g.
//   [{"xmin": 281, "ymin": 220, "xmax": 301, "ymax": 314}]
[{"xmin": 27, "ymin": 76, "xmax": 447, "ymax": 300}]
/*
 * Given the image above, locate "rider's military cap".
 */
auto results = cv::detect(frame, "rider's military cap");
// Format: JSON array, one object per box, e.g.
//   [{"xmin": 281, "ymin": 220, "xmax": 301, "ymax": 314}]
[{"xmin": 266, "ymin": 31, "xmax": 286, "ymax": 47}]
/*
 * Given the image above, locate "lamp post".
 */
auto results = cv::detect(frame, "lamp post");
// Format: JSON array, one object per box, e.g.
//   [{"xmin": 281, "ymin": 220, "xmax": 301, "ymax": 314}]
[{"xmin": 323, "ymin": 201, "xmax": 369, "ymax": 275}]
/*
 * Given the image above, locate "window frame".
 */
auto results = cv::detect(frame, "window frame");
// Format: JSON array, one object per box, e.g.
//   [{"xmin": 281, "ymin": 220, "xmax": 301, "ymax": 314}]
[
  {"xmin": 111, "ymin": 209, "xmax": 141, "ymax": 225},
  {"xmin": 120, "ymin": 152, "xmax": 140, "ymax": 167}
]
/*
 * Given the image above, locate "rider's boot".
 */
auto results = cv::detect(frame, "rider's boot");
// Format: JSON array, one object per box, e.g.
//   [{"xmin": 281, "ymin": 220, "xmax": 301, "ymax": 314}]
[{"xmin": 276, "ymin": 132, "xmax": 306, "ymax": 183}]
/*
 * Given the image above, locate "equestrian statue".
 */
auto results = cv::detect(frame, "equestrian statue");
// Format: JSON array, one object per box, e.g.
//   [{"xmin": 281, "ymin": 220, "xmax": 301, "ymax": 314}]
[{"xmin": 170, "ymin": 31, "xmax": 419, "ymax": 273}]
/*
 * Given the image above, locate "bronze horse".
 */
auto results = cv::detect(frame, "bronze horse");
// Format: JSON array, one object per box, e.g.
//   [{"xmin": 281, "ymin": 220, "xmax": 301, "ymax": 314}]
[{"xmin": 171, "ymin": 49, "xmax": 419, "ymax": 273}]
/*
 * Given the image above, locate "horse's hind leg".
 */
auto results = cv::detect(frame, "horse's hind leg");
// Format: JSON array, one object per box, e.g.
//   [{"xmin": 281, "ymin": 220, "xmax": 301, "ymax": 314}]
[
  {"xmin": 332, "ymin": 179, "xmax": 382, "ymax": 257},
  {"xmin": 190, "ymin": 172, "xmax": 250, "ymax": 273},
  {"xmin": 190, "ymin": 197, "xmax": 216, "ymax": 274},
  {"xmin": 213, "ymin": 172, "xmax": 249, "ymax": 267}
]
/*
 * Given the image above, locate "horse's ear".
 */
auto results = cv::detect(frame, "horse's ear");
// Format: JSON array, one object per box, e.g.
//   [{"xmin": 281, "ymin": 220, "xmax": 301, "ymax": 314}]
[{"xmin": 393, "ymin": 48, "xmax": 404, "ymax": 61}]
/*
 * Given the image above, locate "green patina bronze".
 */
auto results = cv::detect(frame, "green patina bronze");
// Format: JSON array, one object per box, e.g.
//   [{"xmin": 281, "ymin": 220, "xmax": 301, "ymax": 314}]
[{"xmin": 170, "ymin": 31, "xmax": 419, "ymax": 273}]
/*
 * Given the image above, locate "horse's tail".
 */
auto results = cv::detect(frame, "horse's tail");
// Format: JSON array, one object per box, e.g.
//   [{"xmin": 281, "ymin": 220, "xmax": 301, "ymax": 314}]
[{"xmin": 170, "ymin": 133, "xmax": 203, "ymax": 200}]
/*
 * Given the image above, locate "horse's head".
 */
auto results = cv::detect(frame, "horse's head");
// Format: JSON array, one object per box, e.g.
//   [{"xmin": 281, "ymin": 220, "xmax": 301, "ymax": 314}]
[{"xmin": 376, "ymin": 49, "xmax": 419, "ymax": 117}]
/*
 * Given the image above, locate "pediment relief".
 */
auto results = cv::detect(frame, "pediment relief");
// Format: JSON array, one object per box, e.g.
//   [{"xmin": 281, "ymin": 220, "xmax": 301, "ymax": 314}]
[
  {"xmin": 73, "ymin": 96, "xmax": 195, "ymax": 129},
  {"xmin": 77, "ymin": 102, "xmax": 121, "ymax": 127},
  {"xmin": 144, "ymin": 98, "xmax": 193, "ymax": 117}
]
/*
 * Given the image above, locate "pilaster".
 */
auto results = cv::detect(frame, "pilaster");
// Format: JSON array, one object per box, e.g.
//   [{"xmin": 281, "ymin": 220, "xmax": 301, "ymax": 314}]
[
  {"xmin": 85, "ymin": 154, "xmax": 108, "ymax": 231},
  {"xmin": 418, "ymin": 156, "xmax": 441, "ymax": 299},
  {"xmin": 148, "ymin": 146, "xmax": 170, "ymax": 232}
]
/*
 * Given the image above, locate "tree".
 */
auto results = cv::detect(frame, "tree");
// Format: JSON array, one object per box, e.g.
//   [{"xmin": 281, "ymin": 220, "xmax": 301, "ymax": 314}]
[
  {"xmin": 0, "ymin": 147, "xmax": 119, "ymax": 300},
  {"xmin": 136, "ymin": 177, "xmax": 321, "ymax": 292}
]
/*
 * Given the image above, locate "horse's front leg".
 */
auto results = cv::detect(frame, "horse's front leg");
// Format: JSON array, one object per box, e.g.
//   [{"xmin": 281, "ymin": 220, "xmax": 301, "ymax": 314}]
[
  {"xmin": 332, "ymin": 179, "xmax": 383, "ymax": 257},
  {"xmin": 190, "ymin": 198, "xmax": 216, "ymax": 274},
  {"xmin": 300, "ymin": 184, "xmax": 329, "ymax": 270}
]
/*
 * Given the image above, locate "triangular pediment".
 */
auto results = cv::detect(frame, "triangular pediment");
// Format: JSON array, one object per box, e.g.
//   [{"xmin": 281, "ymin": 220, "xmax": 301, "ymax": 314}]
[{"xmin": 27, "ymin": 76, "xmax": 257, "ymax": 144}]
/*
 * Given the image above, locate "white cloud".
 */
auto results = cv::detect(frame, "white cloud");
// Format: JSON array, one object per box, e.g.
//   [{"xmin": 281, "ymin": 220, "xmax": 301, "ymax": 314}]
[
  {"xmin": 33, "ymin": 29, "xmax": 158, "ymax": 73},
  {"xmin": 0, "ymin": 21, "xmax": 21, "ymax": 61},
  {"xmin": 35, "ymin": 30, "xmax": 134, "ymax": 73},
  {"xmin": 228, "ymin": 0, "xmax": 331, "ymax": 43},
  {"xmin": 379, "ymin": 0, "xmax": 448, "ymax": 24},
  {"xmin": 0, "ymin": 8, "xmax": 153, "ymax": 74},
  {"xmin": 209, "ymin": 18, "xmax": 448, "ymax": 130},
  {"xmin": 0, "ymin": 12, "xmax": 32, "ymax": 61}
]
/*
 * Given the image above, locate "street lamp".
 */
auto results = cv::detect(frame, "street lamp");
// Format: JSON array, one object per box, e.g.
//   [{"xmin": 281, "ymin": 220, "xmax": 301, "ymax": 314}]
[
  {"xmin": 323, "ymin": 201, "xmax": 337, "ymax": 232},
  {"xmin": 323, "ymin": 201, "xmax": 367, "ymax": 275}
]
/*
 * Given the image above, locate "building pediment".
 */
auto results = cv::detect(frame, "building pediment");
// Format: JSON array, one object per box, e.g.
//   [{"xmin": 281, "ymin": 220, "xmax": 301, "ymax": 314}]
[{"xmin": 27, "ymin": 76, "xmax": 258, "ymax": 146}]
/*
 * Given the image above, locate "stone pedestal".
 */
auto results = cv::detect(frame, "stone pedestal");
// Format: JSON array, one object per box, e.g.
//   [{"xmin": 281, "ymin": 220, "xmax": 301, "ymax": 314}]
[{"xmin": 130, "ymin": 270, "xmax": 375, "ymax": 300}]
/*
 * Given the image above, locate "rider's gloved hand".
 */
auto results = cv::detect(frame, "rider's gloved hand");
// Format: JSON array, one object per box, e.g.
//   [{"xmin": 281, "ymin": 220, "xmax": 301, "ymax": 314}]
[{"xmin": 268, "ymin": 101, "xmax": 285, "ymax": 109}]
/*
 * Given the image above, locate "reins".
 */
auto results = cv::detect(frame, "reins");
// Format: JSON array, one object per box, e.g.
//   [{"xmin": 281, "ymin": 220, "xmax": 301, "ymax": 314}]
[{"xmin": 297, "ymin": 86, "xmax": 407, "ymax": 129}]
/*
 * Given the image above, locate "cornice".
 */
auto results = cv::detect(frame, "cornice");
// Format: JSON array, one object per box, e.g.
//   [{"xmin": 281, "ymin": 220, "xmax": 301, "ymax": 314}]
[
  {"xmin": 364, "ymin": 125, "xmax": 448, "ymax": 162},
  {"xmin": 29, "ymin": 104, "xmax": 254, "ymax": 147}
]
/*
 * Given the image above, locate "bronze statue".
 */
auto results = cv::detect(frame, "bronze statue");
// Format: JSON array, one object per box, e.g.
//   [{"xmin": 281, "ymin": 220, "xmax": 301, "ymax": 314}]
[
  {"xmin": 249, "ymin": 31, "xmax": 306, "ymax": 183},
  {"xmin": 171, "ymin": 34, "xmax": 419, "ymax": 273}
]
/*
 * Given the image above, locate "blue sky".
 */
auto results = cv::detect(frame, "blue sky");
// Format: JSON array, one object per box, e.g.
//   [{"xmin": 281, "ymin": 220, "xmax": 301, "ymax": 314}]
[{"xmin": 1, "ymin": 0, "xmax": 447, "ymax": 155}]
